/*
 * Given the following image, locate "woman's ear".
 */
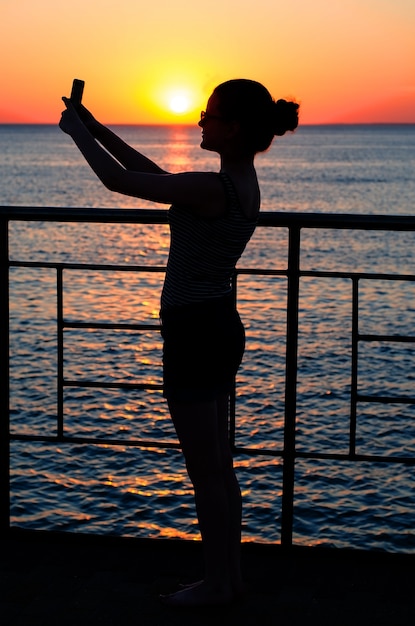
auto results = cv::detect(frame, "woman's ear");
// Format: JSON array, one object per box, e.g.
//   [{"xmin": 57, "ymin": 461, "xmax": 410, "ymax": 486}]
[{"xmin": 225, "ymin": 119, "xmax": 241, "ymax": 140}]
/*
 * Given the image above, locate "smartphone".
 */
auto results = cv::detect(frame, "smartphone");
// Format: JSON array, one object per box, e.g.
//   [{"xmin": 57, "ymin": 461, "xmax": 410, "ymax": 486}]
[{"xmin": 70, "ymin": 79, "xmax": 85, "ymax": 105}]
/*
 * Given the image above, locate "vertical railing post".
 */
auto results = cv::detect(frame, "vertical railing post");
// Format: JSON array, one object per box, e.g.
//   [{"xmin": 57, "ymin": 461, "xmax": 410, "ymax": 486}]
[
  {"xmin": 281, "ymin": 226, "xmax": 301, "ymax": 547},
  {"xmin": 0, "ymin": 218, "xmax": 10, "ymax": 532},
  {"xmin": 349, "ymin": 277, "xmax": 359, "ymax": 457},
  {"xmin": 57, "ymin": 267, "xmax": 64, "ymax": 439}
]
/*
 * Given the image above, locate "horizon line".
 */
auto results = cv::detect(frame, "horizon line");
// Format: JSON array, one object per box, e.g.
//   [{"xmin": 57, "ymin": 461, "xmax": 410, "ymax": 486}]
[{"xmin": 1, "ymin": 121, "xmax": 415, "ymax": 127}]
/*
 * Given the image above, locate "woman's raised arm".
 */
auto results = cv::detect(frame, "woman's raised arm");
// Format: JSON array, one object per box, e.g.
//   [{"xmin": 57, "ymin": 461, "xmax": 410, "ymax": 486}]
[
  {"xmin": 76, "ymin": 103, "xmax": 167, "ymax": 174},
  {"xmin": 59, "ymin": 98, "xmax": 226, "ymax": 214}
]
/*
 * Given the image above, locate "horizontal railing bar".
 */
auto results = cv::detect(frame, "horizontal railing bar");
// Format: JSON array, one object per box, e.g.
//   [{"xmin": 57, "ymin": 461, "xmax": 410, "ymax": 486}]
[
  {"xmin": 10, "ymin": 433, "xmax": 181, "ymax": 450},
  {"xmin": 357, "ymin": 394, "xmax": 415, "ymax": 404},
  {"xmin": 232, "ymin": 268, "xmax": 287, "ymax": 277},
  {"xmin": 2, "ymin": 206, "xmax": 415, "ymax": 231},
  {"xmin": 9, "ymin": 434, "xmax": 278, "ymax": 454},
  {"xmin": 359, "ymin": 334, "xmax": 415, "ymax": 343},
  {"xmin": 1, "ymin": 207, "xmax": 170, "ymax": 224},
  {"xmin": 300, "ymin": 270, "xmax": 415, "ymax": 282},
  {"xmin": 259, "ymin": 212, "xmax": 415, "ymax": 231},
  {"xmin": 10, "ymin": 433, "xmax": 414, "ymax": 466},
  {"xmin": 239, "ymin": 268, "xmax": 415, "ymax": 281},
  {"xmin": 10, "ymin": 260, "xmax": 166, "ymax": 273},
  {"xmin": 64, "ymin": 322, "xmax": 160, "ymax": 331},
  {"xmin": 234, "ymin": 448, "xmax": 415, "ymax": 465},
  {"xmin": 63, "ymin": 379, "xmax": 163, "ymax": 390},
  {"xmin": 232, "ymin": 446, "xmax": 283, "ymax": 458},
  {"xmin": 10, "ymin": 260, "xmax": 415, "ymax": 283},
  {"xmin": 295, "ymin": 450, "xmax": 415, "ymax": 465}
]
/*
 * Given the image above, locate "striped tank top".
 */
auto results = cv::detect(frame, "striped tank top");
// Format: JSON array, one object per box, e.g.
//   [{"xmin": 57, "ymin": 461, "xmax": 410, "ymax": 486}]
[{"xmin": 161, "ymin": 172, "xmax": 258, "ymax": 310}]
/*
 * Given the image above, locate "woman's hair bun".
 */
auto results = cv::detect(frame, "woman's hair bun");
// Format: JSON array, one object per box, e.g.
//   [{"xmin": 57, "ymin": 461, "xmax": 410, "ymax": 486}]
[{"xmin": 273, "ymin": 99, "xmax": 299, "ymax": 136}]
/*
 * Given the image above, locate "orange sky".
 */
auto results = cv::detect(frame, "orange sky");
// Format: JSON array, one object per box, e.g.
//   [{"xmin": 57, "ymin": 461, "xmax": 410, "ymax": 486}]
[{"xmin": 1, "ymin": 0, "xmax": 414, "ymax": 125}]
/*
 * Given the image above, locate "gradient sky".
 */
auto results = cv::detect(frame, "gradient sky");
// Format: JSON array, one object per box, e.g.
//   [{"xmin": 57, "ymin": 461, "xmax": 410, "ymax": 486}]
[{"xmin": 1, "ymin": 0, "xmax": 414, "ymax": 124}]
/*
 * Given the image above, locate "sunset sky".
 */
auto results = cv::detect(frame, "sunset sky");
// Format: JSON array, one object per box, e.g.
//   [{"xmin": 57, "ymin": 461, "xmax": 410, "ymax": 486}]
[{"xmin": 1, "ymin": 0, "xmax": 414, "ymax": 125}]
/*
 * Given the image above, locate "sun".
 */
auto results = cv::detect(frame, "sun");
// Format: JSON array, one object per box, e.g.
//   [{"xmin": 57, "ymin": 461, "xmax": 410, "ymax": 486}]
[
  {"xmin": 151, "ymin": 80, "xmax": 203, "ymax": 122},
  {"xmin": 169, "ymin": 93, "xmax": 190, "ymax": 114},
  {"xmin": 167, "ymin": 89, "xmax": 192, "ymax": 115}
]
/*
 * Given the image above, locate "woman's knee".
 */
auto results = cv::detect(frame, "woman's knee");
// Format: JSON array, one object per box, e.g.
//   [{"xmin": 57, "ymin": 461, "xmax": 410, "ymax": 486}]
[
  {"xmin": 183, "ymin": 447, "xmax": 226, "ymax": 487},
  {"xmin": 186, "ymin": 442, "xmax": 235, "ymax": 488}
]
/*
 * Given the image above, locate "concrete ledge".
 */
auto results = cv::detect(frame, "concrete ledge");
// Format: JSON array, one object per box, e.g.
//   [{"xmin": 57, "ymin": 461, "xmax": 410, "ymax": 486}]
[{"xmin": 1, "ymin": 528, "xmax": 414, "ymax": 625}]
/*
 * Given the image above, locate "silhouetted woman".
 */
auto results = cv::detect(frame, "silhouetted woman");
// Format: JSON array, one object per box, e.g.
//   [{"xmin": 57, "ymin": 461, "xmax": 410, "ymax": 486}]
[{"xmin": 59, "ymin": 79, "xmax": 299, "ymax": 607}]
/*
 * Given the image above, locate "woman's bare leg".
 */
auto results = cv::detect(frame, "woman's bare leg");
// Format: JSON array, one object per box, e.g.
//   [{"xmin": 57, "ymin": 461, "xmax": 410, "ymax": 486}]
[{"xmin": 162, "ymin": 395, "xmax": 242, "ymax": 606}]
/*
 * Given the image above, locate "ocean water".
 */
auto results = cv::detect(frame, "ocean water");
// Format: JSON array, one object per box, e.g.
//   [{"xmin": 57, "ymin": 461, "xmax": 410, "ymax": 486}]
[{"xmin": 1, "ymin": 123, "xmax": 415, "ymax": 551}]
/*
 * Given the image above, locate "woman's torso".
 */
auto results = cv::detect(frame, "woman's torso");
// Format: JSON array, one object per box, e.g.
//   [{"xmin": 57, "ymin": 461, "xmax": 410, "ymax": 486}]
[{"xmin": 160, "ymin": 172, "xmax": 258, "ymax": 310}]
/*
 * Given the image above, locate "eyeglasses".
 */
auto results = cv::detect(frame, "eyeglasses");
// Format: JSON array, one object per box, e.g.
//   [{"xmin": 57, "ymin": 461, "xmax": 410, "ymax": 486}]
[{"xmin": 200, "ymin": 111, "xmax": 225, "ymax": 122}]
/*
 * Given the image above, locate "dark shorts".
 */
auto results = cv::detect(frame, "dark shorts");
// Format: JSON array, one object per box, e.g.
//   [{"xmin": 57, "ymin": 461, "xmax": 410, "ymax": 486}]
[{"xmin": 160, "ymin": 295, "xmax": 245, "ymax": 403}]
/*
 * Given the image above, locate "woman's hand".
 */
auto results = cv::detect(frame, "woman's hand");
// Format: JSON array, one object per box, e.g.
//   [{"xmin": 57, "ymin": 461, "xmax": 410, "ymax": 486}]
[
  {"xmin": 59, "ymin": 97, "xmax": 82, "ymax": 136},
  {"xmin": 76, "ymin": 104, "xmax": 99, "ymax": 132}
]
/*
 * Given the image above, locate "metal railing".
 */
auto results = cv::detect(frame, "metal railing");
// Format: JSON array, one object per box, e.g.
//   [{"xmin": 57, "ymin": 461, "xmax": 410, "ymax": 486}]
[{"xmin": 1, "ymin": 206, "xmax": 415, "ymax": 546}]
